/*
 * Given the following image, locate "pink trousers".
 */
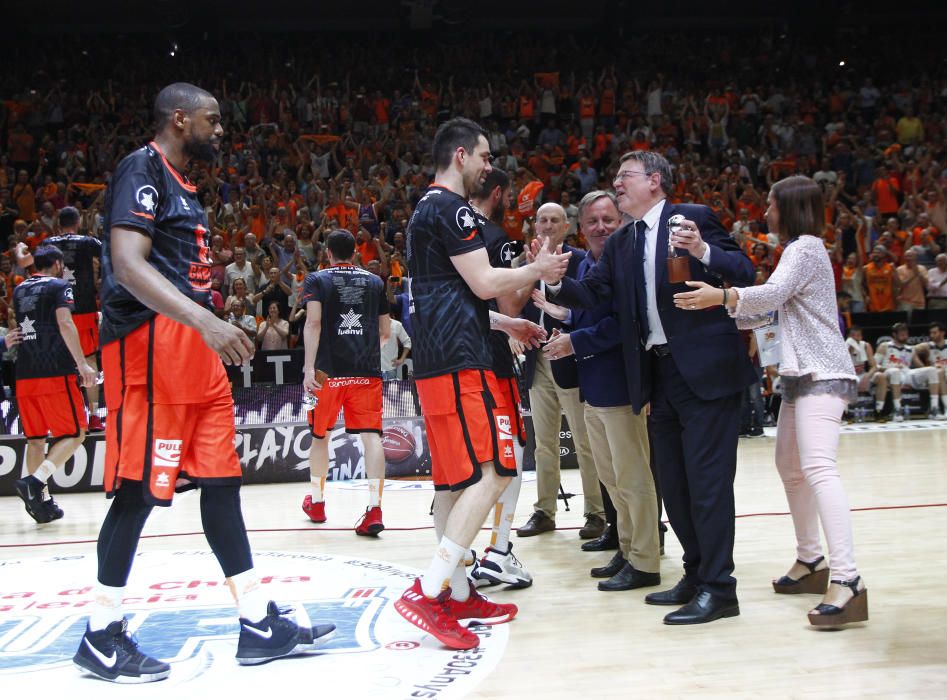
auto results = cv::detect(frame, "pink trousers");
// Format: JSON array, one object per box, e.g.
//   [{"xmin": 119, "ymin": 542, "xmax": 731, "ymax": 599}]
[{"xmin": 774, "ymin": 393, "xmax": 858, "ymax": 581}]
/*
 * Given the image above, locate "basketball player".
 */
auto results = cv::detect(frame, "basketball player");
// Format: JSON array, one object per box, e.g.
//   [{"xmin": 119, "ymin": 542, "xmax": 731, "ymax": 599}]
[
  {"xmin": 911, "ymin": 321, "xmax": 947, "ymax": 418},
  {"xmin": 301, "ymin": 229, "xmax": 392, "ymax": 535},
  {"xmin": 12, "ymin": 244, "xmax": 98, "ymax": 524},
  {"xmin": 395, "ymin": 117, "xmax": 569, "ymax": 650},
  {"xmin": 73, "ymin": 83, "xmax": 334, "ymax": 684},
  {"xmin": 47, "ymin": 205, "xmax": 104, "ymax": 431},
  {"xmin": 875, "ymin": 322, "xmax": 939, "ymax": 421},
  {"xmin": 467, "ymin": 166, "xmax": 533, "ymax": 588},
  {"xmin": 844, "ymin": 325, "xmax": 887, "ymax": 418}
]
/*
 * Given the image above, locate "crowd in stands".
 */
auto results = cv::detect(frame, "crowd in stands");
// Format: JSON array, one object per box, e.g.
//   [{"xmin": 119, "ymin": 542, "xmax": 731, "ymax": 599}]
[{"xmin": 1, "ymin": 31, "xmax": 945, "ymax": 361}]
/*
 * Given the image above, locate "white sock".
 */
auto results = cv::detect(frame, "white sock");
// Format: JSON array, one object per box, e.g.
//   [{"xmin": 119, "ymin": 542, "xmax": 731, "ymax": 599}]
[
  {"xmin": 311, "ymin": 476, "xmax": 325, "ymax": 503},
  {"xmin": 228, "ymin": 569, "xmax": 269, "ymax": 621},
  {"xmin": 875, "ymin": 401, "xmax": 885, "ymax": 412},
  {"xmin": 33, "ymin": 460, "xmax": 57, "ymax": 484},
  {"xmin": 449, "ymin": 565, "xmax": 471, "ymax": 602},
  {"xmin": 893, "ymin": 398, "xmax": 902, "ymax": 410},
  {"xmin": 931, "ymin": 395, "xmax": 941, "ymax": 412},
  {"xmin": 89, "ymin": 583, "xmax": 125, "ymax": 631},
  {"xmin": 367, "ymin": 479, "xmax": 383, "ymax": 508},
  {"xmin": 420, "ymin": 536, "xmax": 466, "ymax": 599},
  {"xmin": 491, "ymin": 441, "xmax": 524, "ymax": 552}
]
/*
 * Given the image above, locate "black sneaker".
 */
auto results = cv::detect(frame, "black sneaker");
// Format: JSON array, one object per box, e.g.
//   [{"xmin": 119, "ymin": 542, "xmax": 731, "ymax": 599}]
[
  {"xmin": 236, "ymin": 601, "xmax": 336, "ymax": 665},
  {"xmin": 43, "ymin": 498, "xmax": 65, "ymax": 521},
  {"xmin": 73, "ymin": 619, "xmax": 170, "ymax": 683},
  {"xmin": 15, "ymin": 475, "xmax": 50, "ymax": 524}
]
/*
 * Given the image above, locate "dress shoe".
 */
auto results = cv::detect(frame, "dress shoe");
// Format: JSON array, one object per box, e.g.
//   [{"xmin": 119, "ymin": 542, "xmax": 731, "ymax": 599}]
[
  {"xmin": 590, "ymin": 552, "xmax": 626, "ymax": 578},
  {"xmin": 578, "ymin": 514, "xmax": 606, "ymax": 539},
  {"xmin": 581, "ymin": 524, "xmax": 619, "ymax": 552},
  {"xmin": 516, "ymin": 511, "xmax": 555, "ymax": 537},
  {"xmin": 663, "ymin": 591, "xmax": 740, "ymax": 625},
  {"xmin": 644, "ymin": 576, "xmax": 699, "ymax": 606},
  {"xmin": 808, "ymin": 576, "xmax": 868, "ymax": 627},
  {"xmin": 598, "ymin": 563, "xmax": 661, "ymax": 591},
  {"xmin": 772, "ymin": 555, "xmax": 829, "ymax": 594}
]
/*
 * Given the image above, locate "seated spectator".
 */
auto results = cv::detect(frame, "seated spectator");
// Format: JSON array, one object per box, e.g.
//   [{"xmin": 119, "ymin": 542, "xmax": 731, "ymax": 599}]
[{"xmin": 225, "ymin": 277, "xmax": 255, "ymax": 316}]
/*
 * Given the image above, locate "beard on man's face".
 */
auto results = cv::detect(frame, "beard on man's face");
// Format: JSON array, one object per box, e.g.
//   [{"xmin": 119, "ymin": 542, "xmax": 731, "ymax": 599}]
[{"xmin": 184, "ymin": 134, "xmax": 219, "ymax": 163}]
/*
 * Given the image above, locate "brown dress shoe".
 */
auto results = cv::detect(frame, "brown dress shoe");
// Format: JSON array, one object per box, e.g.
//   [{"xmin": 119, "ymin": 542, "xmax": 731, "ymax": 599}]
[
  {"xmin": 516, "ymin": 511, "xmax": 556, "ymax": 537},
  {"xmin": 578, "ymin": 514, "xmax": 606, "ymax": 539}
]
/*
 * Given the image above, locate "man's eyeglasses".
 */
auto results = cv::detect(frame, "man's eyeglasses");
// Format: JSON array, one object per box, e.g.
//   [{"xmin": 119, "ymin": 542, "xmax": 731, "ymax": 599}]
[{"xmin": 613, "ymin": 170, "xmax": 651, "ymax": 184}]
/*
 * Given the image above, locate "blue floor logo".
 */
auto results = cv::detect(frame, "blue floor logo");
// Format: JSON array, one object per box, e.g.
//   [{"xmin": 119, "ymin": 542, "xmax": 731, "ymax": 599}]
[{"xmin": 0, "ymin": 551, "xmax": 509, "ymax": 696}]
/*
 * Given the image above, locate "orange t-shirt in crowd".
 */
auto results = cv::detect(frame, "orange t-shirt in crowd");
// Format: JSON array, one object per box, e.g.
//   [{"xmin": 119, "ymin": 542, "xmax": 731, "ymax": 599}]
[
  {"xmin": 863, "ymin": 261, "xmax": 896, "ymax": 311},
  {"xmin": 503, "ymin": 209, "xmax": 524, "ymax": 242},
  {"xmin": 579, "ymin": 96, "xmax": 596, "ymax": 119},
  {"xmin": 519, "ymin": 96, "xmax": 535, "ymax": 120},
  {"xmin": 599, "ymin": 89, "xmax": 615, "ymax": 117},
  {"xmin": 871, "ymin": 177, "xmax": 900, "ymax": 214},
  {"xmin": 356, "ymin": 240, "xmax": 379, "ymax": 264},
  {"xmin": 325, "ymin": 204, "xmax": 358, "ymax": 232}
]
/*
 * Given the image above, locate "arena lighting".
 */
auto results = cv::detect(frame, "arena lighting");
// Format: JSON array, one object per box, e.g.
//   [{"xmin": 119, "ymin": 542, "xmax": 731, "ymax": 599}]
[{"xmin": 839, "ymin": 60, "xmax": 846, "ymax": 66}]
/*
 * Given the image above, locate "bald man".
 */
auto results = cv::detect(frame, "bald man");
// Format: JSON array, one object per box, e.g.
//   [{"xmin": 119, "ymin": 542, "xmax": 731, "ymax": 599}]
[{"xmin": 516, "ymin": 203, "xmax": 605, "ymax": 539}]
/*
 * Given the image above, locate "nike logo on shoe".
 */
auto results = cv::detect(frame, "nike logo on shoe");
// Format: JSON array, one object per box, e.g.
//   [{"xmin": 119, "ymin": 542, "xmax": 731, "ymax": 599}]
[
  {"xmin": 84, "ymin": 639, "xmax": 117, "ymax": 668},
  {"xmin": 241, "ymin": 623, "xmax": 274, "ymax": 639}
]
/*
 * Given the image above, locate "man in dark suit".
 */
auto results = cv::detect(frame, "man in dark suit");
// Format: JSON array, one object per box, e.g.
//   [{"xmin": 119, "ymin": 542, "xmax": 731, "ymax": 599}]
[
  {"xmin": 516, "ymin": 202, "xmax": 605, "ymax": 539},
  {"xmin": 545, "ymin": 151, "xmax": 756, "ymax": 624},
  {"xmin": 537, "ymin": 190, "xmax": 661, "ymax": 592}
]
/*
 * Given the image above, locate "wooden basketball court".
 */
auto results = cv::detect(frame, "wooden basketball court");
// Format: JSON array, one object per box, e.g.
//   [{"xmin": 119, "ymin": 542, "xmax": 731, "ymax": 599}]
[{"xmin": 2, "ymin": 423, "xmax": 945, "ymax": 697}]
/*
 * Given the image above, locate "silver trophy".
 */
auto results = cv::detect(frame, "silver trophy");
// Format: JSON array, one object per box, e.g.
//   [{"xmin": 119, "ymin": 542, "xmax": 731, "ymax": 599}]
[{"xmin": 666, "ymin": 214, "xmax": 690, "ymax": 283}]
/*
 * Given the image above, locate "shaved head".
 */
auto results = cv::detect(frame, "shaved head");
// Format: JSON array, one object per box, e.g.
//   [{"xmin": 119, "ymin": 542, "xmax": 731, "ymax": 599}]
[{"xmin": 154, "ymin": 82, "xmax": 215, "ymax": 130}]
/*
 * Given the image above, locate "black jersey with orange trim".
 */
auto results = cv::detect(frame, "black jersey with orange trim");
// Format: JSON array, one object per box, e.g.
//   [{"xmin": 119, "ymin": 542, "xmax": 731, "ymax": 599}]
[
  {"xmin": 99, "ymin": 141, "xmax": 213, "ymax": 344},
  {"xmin": 13, "ymin": 274, "xmax": 76, "ymax": 380},
  {"xmin": 46, "ymin": 234, "xmax": 101, "ymax": 314},
  {"xmin": 302, "ymin": 263, "xmax": 389, "ymax": 378},
  {"xmin": 406, "ymin": 185, "xmax": 491, "ymax": 379},
  {"xmin": 477, "ymin": 210, "xmax": 517, "ymax": 379}
]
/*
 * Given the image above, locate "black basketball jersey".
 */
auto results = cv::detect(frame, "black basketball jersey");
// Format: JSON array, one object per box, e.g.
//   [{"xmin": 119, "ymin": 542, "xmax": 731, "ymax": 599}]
[
  {"xmin": 406, "ymin": 185, "xmax": 491, "ymax": 379},
  {"xmin": 13, "ymin": 275, "xmax": 77, "ymax": 379},
  {"xmin": 99, "ymin": 141, "xmax": 213, "ymax": 344},
  {"xmin": 45, "ymin": 234, "xmax": 101, "ymax": 315},
  {"xmin": 477, "ymin": 210, "xmax": 517, "ymax": 379},
  {"xmin": 302, "ymin": 263, "xmax": 389, "ymax": 378}
]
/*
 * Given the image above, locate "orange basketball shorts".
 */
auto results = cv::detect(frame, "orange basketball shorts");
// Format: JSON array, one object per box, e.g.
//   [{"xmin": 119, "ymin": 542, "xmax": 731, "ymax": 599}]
[
  {"xmin": 308, "ymin": 376, "xmax": 383, "ymax": 438},
  {"xmin": 416, "ymin": 368, "xmax": 516, "ymax": 491}
]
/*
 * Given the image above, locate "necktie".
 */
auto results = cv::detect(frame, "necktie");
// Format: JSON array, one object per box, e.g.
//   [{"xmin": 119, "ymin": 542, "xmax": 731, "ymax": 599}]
[{"xmin": 632, "ymin": 219, "xmax": 650, "ymax": 344}]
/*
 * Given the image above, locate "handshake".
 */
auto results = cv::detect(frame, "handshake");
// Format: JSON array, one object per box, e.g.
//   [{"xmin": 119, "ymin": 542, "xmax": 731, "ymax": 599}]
[{"xmin": 527, "ymin": 236, "xmax": 571, "ymax": 285}]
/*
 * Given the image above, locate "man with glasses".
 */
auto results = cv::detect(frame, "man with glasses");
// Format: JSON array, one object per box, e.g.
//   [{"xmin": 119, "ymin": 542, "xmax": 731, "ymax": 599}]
[{"xmin": 543, "ymin": 151, "xmax": 755, "ymax": 625}]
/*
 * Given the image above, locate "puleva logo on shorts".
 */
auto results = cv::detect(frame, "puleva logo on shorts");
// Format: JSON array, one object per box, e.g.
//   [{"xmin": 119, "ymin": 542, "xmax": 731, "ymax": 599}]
[
  {"xmin": 495, "ymin": 415, "xmax": 513, "ymax": 441},
  {"xmin": 153, "ymin": 439, "xmax": 183, "ymax": 468},
  {"xmin": 0, "ymin": 551, "xmax": 508, "ymax": 697}
]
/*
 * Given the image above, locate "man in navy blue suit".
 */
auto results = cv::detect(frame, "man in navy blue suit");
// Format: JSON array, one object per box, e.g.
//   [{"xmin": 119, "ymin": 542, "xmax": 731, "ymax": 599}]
[
  {"xmin": 537, "ymin": 190, "xmax": 661, "ymax": 593},
  {"xmin": 545, "ymin": 151, "xmax": 756, "ymax": 625}
]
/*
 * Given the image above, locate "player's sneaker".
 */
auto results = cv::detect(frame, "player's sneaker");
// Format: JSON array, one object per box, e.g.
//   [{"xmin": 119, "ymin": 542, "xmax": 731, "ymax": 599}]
[
  {"xmin": 394, "ymin": 578, "xmax": 480, "ymax": 650},
  {"xmin": 893, "ymin": 411, "xmax": 905, "ymax": 422},
  {"xmin": 472, "ymin": 543, "xmax": 533, "ymax": 589},
  {"xmin": 468, "ymin": 550, "xmax": 496, "ymax": 588},
  {"xmin": 236, "ymin": 601, "xmax": 336, "ymax": 665},
  {"xmin": 301, "ymin": 495, "xmax": 327, "ymax": 523},
  {"xmin": 43, "ymin": 497, "xmax": 64, "ymax": 521},
  {"xmin": 73, "ymin": 618, "xmax": 170, "ymax": 683},
  {"xmin": 355, "ymin": 506, "xmax": 385, "ymax": 536},
  {"xmin": 15, "ymin": 475, "xmax": 51, "ymax": 524},
  {"xmin": 445, "ymin": 581, "xmax": 518, "ymax": 625},
  {"xmin": 88, "ymin": 415, "xmax": 106, "ymax": 432}
]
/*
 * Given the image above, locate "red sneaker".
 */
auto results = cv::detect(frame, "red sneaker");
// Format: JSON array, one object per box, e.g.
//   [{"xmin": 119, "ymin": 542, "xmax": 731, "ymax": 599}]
[
  {"xmin": 301, "ymin": 495, "xmax": 326, "ymax": 523},
  {"xmin": 355, "ymin": 506, "xmax": 385, "ymax": 536},
  {"xmin": 394, "ymin": 579, "xmax": 480, "ymax": 650},
  {"xmin": 445, "ymin": 582, "xmax": 518, "ymax": 625},
  {"xmin": 88, "ymin": 415, "xmax": 106, "ymax": 432}
]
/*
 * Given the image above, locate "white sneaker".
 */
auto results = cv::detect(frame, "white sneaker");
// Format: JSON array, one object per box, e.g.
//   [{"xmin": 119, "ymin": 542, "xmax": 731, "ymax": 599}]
[
  {"xmin": 466, "ymin": 550, "xmax": 493, "ymax": 588},
  {"xmin": 893, "ymin": 411, "xmax": 905, "ymax": 422},
  {"xmin": 471, "ymin": 544, "xmax": 533, "ymax": 589}
]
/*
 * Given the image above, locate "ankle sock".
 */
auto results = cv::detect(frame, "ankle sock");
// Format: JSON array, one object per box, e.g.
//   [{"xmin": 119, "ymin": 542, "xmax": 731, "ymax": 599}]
[
  {"xmin": 310, "ymin": 476, "xmax": 326, "ymax": 503},
  {"xmin": 32, "ymin": 460, "xmax": 56, "ymax": 484},
  {"xmin": 89, "ymin": 583, "xmax": 125, "ymax": 631},
  {"xmin": 228, "ymin": 568, "xmax": 269, "ymax": 621},
  {"xmin": 420, "ymin": 536, "xmax": 466, "ymax": 598},
  {"xmin": 367, "ymin": 479, "xmax": 383, "ymax": 508}
]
